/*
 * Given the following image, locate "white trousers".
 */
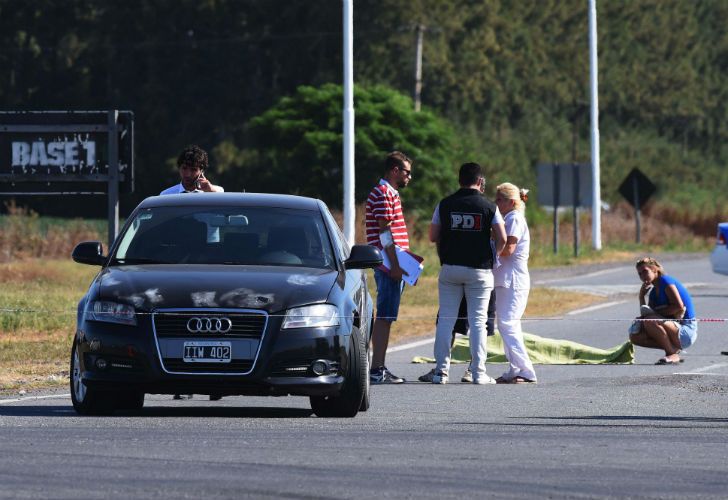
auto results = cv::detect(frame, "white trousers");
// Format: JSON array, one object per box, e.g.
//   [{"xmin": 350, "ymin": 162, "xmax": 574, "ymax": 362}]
[
  {"xmin": 496, "ymin": 286, "xmax": 537, "ymax": 381},
  {"xmin": 434, "ymin": 265, "xmax": 494, "ymax": 381}
]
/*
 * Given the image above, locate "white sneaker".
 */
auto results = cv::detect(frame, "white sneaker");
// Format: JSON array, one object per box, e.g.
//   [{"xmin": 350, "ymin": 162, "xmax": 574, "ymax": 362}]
[
  {"xmin": 431, "ymin": 371, "xmax": 449, "ymax": 384},
  {"xmin": 472, "ymin": 374, "xmax": 496, "ymax": 385},
  {"xmin": 461, "ymin": 367, "xmax": 473, "ymax": 383}
]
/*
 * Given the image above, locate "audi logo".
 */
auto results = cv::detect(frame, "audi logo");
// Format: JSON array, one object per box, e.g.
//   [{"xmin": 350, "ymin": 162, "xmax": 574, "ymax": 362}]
[{"xmin": 186, "ymin": 317, "xmax": 233, "ymax": 334}]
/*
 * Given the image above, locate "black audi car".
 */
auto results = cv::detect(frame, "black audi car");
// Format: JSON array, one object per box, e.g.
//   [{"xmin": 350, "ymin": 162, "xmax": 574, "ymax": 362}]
[{"xmin": 70, "ymin": 193, "xmax": 381, "ymax": 417}]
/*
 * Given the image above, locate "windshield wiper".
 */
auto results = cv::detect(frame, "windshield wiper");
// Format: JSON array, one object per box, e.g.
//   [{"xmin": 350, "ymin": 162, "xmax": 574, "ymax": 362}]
[{"xmin": 110, "ymin": 257, "xmax": 173, "ymax": 265}]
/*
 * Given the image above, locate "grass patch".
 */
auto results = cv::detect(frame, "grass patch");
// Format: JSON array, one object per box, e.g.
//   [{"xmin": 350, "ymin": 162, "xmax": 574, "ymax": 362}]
[
  {"xmin": 0, "ymin": 204, "xmax": 105, "ymax": 263},
  {"xmin": 0, "ymin": 329, "xmax": 72, "ymax": 393},
  {"xmin": 0, "ymin": 260, "xmax": 97, "ymax": 331},
  {"xmin": 0, "ymin": 260, "xmax": 96, "ymax": 394}
]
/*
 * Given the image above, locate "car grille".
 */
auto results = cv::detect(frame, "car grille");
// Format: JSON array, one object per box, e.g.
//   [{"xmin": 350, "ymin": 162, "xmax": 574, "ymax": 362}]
[
  {"xmin": 153, "ymin": 310, "xmax": 267, "ymax": 339},
  {"xmin": 153, "ymin": 309, "xmax": 267, "ymax": 375},
  {"xmin": 162, "ymin": 359, "xmax": 254, "ymax": 373}
]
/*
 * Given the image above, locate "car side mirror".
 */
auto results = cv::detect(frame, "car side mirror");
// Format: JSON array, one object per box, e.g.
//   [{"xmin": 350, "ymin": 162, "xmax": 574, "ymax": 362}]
[
  {"xmin": 72, "ymin": 241, "xmax": 106, "ymax": 266},
  {"xmin": 344, "ymin": 245, "xmax": 383, "ymax": 269}
]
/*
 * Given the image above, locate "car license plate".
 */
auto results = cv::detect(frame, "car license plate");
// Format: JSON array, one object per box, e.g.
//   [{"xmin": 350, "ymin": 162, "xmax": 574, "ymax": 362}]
[{"xmin": 183, "ymin": 341, "xmax": 231, "ymax": 363}]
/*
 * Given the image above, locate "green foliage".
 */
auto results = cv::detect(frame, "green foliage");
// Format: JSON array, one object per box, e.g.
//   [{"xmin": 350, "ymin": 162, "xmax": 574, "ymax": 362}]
[
  {"xmin": 1, "ymin": 0, "xmax": 727, "ymax": 223},
  {"xmin": 220, "ymin": 83, "xmax": 459, "ymax": 213}
]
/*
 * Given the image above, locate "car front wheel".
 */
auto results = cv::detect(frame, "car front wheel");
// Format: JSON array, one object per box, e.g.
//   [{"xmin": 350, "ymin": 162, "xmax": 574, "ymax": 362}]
[
  {"xmin": 359, "ymin": 324, "xmax": 372, "ymax": 412},
  {"xmin": 310, "ymin": 327, "xmax": 367, "ymax": 418},
  {"xmin": 70, "ymin": 336, "xmax": 116, "ymax": 415},
  {"xmin": 70, "ymin": 337, "xmax": 145, "ymax": 415}
]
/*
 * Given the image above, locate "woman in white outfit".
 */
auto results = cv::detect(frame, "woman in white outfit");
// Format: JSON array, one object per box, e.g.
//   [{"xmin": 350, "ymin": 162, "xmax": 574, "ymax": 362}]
[{"xmin": 493, "ymin": 183, "xmax": 537, "ymax": 384}]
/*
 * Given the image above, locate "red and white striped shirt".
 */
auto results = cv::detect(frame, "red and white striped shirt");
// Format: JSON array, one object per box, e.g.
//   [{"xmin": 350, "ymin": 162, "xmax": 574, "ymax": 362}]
[{"xmin": 365, "ymin": 179, "xmax": 409, "ymax": 250}]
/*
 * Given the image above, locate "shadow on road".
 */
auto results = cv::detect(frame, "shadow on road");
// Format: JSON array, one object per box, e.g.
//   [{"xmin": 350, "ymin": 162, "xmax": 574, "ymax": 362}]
[
  {"xmin": 487, "ymin": 415, "xmax": 728, "ymax": 428},
  {"xmin": 0, "ymin": 405, "xmax": 76, "ymax": 417},
  {"xmin": 139, "ymin": 406, "xmax": 314, "ymax": 418},
  {"xmin": 446, "ymin": 415, "xmax": 728, "ymax": 430},
  {"xmin": 0, "ymin": 404, "xmax": 314, "ymax": 418},
  {"xmin": 533, "ymin": 414, "xmax": 728, "ymax": 424}
]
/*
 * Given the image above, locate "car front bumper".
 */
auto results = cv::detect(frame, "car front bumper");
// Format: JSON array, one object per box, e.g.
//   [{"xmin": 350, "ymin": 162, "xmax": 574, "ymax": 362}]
[{"xmin": 76, "ymin": 314, "xmax": 349, "ymax": 397}]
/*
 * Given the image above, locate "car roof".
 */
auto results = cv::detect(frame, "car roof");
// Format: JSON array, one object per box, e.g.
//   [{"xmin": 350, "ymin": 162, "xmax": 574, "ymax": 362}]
[{"xmin": 139, "ymin": 192, "xmax": 322, "ymax": 211}]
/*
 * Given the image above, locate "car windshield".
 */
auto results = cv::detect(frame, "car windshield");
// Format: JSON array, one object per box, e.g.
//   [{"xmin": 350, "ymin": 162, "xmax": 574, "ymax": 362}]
[{"xmin": 112, "ymin": 206, "xmax": 336, "ymax": 268}]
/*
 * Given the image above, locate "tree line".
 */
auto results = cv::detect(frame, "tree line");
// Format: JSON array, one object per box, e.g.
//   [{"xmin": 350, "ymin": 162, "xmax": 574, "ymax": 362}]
[{"xmin": 0, "ymin": 0, "xmax": 726, "ymax": 221}]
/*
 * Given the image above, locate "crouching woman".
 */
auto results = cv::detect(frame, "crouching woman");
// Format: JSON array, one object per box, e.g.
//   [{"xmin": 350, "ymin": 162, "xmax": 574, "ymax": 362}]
[{"xmin": 629, "ymin": 257, "xmax": 697, "ymax": 365}]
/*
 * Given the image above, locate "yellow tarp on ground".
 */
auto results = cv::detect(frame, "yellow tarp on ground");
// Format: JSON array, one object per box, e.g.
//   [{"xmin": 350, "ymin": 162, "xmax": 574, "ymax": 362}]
[{"xmin": 412, "ymin": 333, "xmax": 634, "ymax": 364}]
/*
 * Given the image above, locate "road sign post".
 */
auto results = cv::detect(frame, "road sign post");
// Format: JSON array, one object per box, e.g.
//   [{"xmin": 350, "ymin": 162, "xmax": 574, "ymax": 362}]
[
  {"xmin": 618, "ymin": 168, "xmax": 656, "ymax": 244},
  {"xmin": 553, "ymin": 165, "xmax": 560, "ymax": 254},
  {"xmin": 573, "ymin": 164, "xmax": 580, "ymax": 257},
  {"xmin": 107, "ymin": 110, "xmax": 119, "ymax": 247},
  {"xmin": 537, "ymin": 163, "xmax": 593, "ymax": 255}
]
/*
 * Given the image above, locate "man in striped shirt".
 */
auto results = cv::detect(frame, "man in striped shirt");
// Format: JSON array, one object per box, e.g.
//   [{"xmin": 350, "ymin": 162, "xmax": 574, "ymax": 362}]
[{"xmin": 365, "ymin": 151, "xmax": 413, "ymax": 384}]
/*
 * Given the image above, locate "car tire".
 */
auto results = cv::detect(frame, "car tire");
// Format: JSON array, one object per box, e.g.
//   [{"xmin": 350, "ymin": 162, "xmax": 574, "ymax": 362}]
[
  {"xmin": 310, "ymin": 327, "xmax": 366, "ymax": 418},
  {"xmin": 358, "ymin": 355, "xmax": 370, "ymax": 412},
  {"xmin": 359, "ymin": 322, "xmax": 373, "ymax": 412},
  {"xmin": 69, "ymin": 336, "xmax": 112, "ymax": 416}
]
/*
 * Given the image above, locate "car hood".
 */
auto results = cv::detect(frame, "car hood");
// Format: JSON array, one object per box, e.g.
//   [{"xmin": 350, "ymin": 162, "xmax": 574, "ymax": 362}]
[{"xmin": 96, "ymin": 265, "xmax": 340, "ymax": 312}]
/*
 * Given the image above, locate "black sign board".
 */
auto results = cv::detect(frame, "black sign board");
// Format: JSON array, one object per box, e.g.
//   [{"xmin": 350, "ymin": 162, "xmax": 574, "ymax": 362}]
[
  {"xmin": 536, "ymin": 163, "xmax": 593, "ymax": 208},
  {"xmin": 536, "ymin": 162, "xmax": 593, "ymax": 256},
  {"xmin": 618, "ymin": 168, "xmax": 655, "ymax": 208},
  {"xmin": 0, "ymin": 111, "xmax": 134, "ymax": 194}
]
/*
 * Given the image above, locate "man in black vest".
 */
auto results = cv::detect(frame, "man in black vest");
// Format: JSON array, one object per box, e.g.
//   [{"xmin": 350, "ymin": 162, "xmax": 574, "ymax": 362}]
[{"xmin": 430, "ymin": 162, "xmax": 506, "ymax": 384}]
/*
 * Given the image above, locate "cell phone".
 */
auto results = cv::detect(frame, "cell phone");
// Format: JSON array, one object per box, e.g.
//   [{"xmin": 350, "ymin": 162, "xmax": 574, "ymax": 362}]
[{"xmin": 195, "ymin": 172, "xmax": 205, "ymax": 190}]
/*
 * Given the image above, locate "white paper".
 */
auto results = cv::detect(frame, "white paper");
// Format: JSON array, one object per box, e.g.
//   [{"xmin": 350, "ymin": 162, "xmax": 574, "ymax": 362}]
[{"xmin": 381, "ymin": 246, "xmax": 424, "ymax": 286}]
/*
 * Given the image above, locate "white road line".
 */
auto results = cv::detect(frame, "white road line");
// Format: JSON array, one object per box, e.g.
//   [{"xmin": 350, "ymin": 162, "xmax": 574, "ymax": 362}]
[
  {"xmin": 674, "ymin": 372, "xmax": 728, "ymax": 377},
  {"xmin": 674, "ymin": 362, "xmax": 728, "ymax": 375},
  {"xmin": 536, "ymin": 282, "xmax": 710, "ymax": 298},
  {"xmin": 0, "ymin": 393, "xmax": 70, "ymax": 405},
  {"xmin": 388, "ymin": 337, "xmax": 433, "ymax": 353},
  {"xmin": 535, "ymin": 267, "xmax": 628, "ymax": 284},
  {"xmin": 567, "ymin": 300, "xmax": 627, "ymax": 316},
  {"xmin": 538, "ymin": 284, "xmax": 633, "ymax": 296}
]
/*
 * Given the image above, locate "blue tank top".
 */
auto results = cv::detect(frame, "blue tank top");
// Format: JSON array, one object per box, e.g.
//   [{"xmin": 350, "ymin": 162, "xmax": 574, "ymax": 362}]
[{"xmin": 649, "ymin": 274, "xmax": 695, "ymax": 320}]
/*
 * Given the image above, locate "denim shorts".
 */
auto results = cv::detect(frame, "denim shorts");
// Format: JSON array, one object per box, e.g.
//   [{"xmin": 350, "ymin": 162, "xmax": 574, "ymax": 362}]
[
  {"xmin": 374, "ymin": 268, "xmax": 404, "ymax": 322},
  {"xmin": 678, "ymin": 319, "xmax": 698, "ymax": 349}
]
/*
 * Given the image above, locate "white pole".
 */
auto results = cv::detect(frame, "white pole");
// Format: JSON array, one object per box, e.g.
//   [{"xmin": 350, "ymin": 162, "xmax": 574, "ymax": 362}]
[
  {"xmin": 414, "ymin": 24, "xmax": 423, "ymax": 112},
  {"xmin": 588, "ymin": 0, "xmax": 602, "ymax": 250},
  {"xmin": 342, "ymin": 0, "xmax": 356, "ymax": 245}
]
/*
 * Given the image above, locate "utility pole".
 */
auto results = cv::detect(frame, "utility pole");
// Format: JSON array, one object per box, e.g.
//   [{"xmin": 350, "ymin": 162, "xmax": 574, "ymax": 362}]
[
  {"xmin": 588, "ymin": 0, "xmax": 602, "ymax": 250},
  {"xmin": 342, "ymin": 0, "xmax": 355, "ymax": 244},
  {"xmin": 414, "ymin": 24, "xmax": 424, "ymax": 112}
]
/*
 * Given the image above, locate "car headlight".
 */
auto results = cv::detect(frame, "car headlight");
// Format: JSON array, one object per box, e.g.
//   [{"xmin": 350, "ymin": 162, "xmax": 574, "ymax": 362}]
[
  {"xmin": 86, "ymin": 301, "xmax": 137, "ymax": 326},
  {"xmin": 281, "ymin": 304, "xmax": 340, "ymax": 329}
]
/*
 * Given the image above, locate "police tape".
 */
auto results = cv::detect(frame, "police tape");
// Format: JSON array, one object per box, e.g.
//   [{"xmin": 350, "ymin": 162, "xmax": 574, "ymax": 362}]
[{"xmin": 0, "ymin": 307, "xmax": 726, "ymax": 323}]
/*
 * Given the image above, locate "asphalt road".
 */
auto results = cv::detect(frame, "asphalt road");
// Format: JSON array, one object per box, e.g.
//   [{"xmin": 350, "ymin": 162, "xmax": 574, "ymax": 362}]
[{"xmin": 1, "ymin": 255, "xmax": 727, "ymax": 499}]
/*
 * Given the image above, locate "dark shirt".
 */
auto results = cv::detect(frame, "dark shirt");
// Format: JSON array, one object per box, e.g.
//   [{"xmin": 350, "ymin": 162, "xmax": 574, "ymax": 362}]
[{"xmin": 437, "ymin": 188, "xmax": 498, "ymax": 269}]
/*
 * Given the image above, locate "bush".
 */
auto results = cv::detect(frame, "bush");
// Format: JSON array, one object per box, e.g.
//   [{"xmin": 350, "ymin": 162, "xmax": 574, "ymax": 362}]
[
  {"xmin": 217, "ymin": 83, "xmax": 460, "ymax": 216},
  {"xmin": 0, "ymin": 202, "xmax": 104, "ymax": 262}
]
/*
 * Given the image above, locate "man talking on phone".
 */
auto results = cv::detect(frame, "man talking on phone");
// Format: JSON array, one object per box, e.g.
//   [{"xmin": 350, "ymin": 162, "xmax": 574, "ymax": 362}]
[
  {"xmin": 160, "ymin": 144, "xmax": 224, "ymax": 194},
  {"xmin": 160, "ymin": 144, "xmax": 224, "ymax": 402}
]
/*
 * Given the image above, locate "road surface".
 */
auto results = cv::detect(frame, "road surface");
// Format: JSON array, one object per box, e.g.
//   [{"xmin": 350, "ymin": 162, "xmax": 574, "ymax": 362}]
[{"xmin": 1, "ymin": 255, "xmax": 726, "ymax": 499}]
